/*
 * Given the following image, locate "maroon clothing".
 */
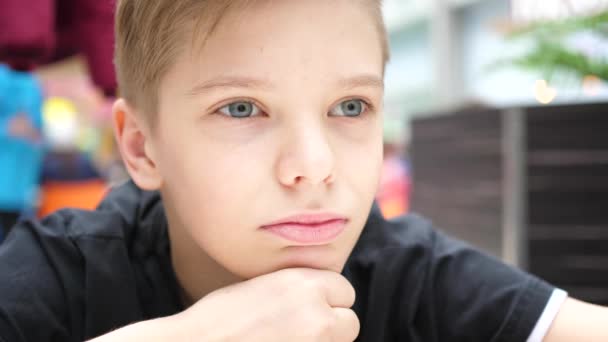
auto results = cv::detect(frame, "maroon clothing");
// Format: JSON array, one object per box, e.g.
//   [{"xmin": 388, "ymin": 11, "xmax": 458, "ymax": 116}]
[{"xmin": 0, "ymin": 0, "xmax": 116, "ymax": 95}]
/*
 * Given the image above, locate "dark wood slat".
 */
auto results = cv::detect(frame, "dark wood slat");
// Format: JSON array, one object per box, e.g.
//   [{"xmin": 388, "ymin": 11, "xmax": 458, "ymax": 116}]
[
  {"xmin": 411, "ymin": 103, "xmax": 608, "ymax": 304},
  {"xmin": 411, "ymin": 109, "xmax": 503, "ymax": 257}
]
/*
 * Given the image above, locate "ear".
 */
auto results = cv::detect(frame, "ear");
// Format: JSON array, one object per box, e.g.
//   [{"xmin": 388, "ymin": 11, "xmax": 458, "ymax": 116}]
[{"xmin": 112, "ymin": 99, "xmax": 163, "ymax": 190}]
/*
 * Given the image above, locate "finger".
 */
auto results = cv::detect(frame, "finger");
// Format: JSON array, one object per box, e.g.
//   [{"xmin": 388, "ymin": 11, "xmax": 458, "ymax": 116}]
[
  {"xmin": 331, "ymin": 307, "xmax": 360, "ymax": 342},
  {"xmin": 315, "ymin": 270, "xmax": 356, "ymax": 308},
  {"xmin": 279, "ymin": 268, "xmax": 355, "ymax": 308}
]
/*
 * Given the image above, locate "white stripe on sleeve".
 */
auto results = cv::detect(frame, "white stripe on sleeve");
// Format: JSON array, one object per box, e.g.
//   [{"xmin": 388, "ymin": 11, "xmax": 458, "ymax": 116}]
[{"xmin": 526, "ymin": 289, "xmax": 568, "ymax": 342}]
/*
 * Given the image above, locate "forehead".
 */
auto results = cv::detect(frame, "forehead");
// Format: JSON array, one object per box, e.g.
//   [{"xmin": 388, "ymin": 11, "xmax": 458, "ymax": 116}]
[{"xmin": 162, "ymin": 0, "xmax": 384, "ymax": 94}]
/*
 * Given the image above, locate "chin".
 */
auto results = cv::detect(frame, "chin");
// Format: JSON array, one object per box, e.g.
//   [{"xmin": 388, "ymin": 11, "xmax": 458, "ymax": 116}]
[
  {"xmin": 226, "ymin": 244, "xmax": 351, "ymax": 279},
  {"xmin": 274, "ymin": 244, "xmax": 348, "ymax": 273}
]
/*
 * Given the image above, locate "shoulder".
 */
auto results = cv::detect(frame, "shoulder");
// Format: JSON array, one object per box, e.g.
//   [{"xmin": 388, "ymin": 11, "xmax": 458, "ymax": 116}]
[
  {"xmin": 0, "ymin": 181, "xmax": 162, "ymax": 341},
  {"xmin": 0, "ymin": 211, "xmax": 86, "ymax": 341},
  {"xmin": 347, "ymin": 206, "xmax": 555, "ymax": 342},
  {"xmin": 59, "ymin": 180, "xmax": 162, "ymax": 240},
  {"xmin": 0, "ymin": 181, "xmax": 159, "ymax": 277}
]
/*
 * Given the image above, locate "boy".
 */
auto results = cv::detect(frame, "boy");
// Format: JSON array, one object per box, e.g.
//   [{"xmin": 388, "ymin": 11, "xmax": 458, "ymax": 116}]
[{"xmin": 0, "ymin": 0, "xmax": 607, "ymax": 341}]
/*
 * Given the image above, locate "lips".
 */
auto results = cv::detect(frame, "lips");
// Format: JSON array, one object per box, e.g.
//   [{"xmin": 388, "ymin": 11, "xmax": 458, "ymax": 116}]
[{"xmin": 261, "ymin": 213, "xmax": 348, "ymax": 245}]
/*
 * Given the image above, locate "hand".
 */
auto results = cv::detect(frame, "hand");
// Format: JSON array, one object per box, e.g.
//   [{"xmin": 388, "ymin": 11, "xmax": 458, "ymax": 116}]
[{"xmin": 178, "ymin": 268, "xmax": 360, "ymax": 342}]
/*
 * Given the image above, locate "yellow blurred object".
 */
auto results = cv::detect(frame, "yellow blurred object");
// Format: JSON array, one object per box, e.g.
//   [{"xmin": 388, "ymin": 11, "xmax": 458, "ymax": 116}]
[
  {"xmin": 43, "ymin": 97, "xmax": 77, "ymax": 123},
  {"xmin": 42, "ymin": 97, "xmax": 81, "ymax": 150},
  {"xmin": 534, "ymin": 80, "xmax": 557, "ymax": 104}
]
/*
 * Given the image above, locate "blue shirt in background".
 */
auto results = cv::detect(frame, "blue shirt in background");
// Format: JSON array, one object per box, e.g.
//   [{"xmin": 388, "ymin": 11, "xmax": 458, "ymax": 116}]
[{"xmin": 0, "ymin": 64, "xmax": 44, "ymax": 212}]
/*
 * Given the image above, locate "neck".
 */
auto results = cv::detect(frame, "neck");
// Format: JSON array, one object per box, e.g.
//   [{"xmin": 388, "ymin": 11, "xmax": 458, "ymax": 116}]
[{"xmin": 166, "ymin": 212, "xmax": 241, "ymax": 307}]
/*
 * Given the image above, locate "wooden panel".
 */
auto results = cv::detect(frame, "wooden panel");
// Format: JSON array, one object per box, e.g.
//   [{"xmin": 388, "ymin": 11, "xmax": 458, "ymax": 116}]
[
  {"xmin": 410, "ymin": 109, "xmax": 503, "ymax": 257},
  {"xmin": 410, "ymin": 103, "xmax": 608, "ymax": 304},
  {"xmin": 526, "ymin": 103, "xmax": 608, "ymax": 305}
]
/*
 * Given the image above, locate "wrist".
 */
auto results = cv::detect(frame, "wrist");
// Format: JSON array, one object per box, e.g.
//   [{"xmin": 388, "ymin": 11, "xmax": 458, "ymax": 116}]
[{"xmin": 87, "ymin": 314, "xmax": 184, "ymax": 342}]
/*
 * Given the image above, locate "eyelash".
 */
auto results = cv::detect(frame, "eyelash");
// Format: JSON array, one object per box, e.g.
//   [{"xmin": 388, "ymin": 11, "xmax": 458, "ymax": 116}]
[
  {"xmin": 212, "ymin": 98, "xmax": 267, "ymax": 118},
  {"xmin": 333, "ymin": 97, "xmax": 375, "ymax": 117},
  {"xmin": 212, "ymin": 97, "xmax": 375, "ymax": 119}
]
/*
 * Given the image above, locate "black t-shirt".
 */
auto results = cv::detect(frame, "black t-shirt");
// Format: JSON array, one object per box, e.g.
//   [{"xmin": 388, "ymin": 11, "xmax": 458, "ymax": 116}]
[{"xmin": 0, "ymin": 181, "xmax": 554, "ymax": 342}]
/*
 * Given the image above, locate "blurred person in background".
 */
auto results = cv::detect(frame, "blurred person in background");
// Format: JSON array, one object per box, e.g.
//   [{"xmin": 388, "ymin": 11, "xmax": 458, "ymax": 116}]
[{"xmin": 0, "ymin": 0, "xmax": 118, "ymax": 225}]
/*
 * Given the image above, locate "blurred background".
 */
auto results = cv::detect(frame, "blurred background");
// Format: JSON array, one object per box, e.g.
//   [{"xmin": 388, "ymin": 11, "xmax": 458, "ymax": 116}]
[{"xmin": 0, "ymin": 0, "xmax": 607, "ymax": 304}]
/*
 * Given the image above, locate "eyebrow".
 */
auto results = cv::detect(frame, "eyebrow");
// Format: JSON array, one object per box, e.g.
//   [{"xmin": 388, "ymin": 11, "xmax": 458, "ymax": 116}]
[
  {"xmin": 337, "ymin": 74, "xmax": 384, "ymax": 90},
  {"xmin": 188, "ymin": 76, "xmax": 273, "ymax": 96},
  {"xmin": 187, "ymin": 73, "xmax": 384, "ymax": 96}
]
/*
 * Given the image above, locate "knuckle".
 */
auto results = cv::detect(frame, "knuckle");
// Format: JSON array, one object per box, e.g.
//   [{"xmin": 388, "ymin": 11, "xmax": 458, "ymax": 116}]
[
  {"xmin": 345, "ymin": 282, "xmax": 356, "ymax": 303},
  {"xmin": 298, "ymin": 307, "xmax": 331, "ymax": 337},
  {"xmin": 350, "ymin": 311, "xmax": 361, "ymax": 338}
]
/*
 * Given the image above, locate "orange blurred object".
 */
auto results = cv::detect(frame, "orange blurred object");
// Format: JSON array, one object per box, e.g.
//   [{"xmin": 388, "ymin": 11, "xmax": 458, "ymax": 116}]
[
  {"xmin": 377, "ymin": 157, "xmax": 411, "ymax": 219},
  {"xmin": 38, "ymin": 180, "xmax": 108, "ymax": 218},
  {"xmin": 379, "ymin": 197, "xmax": 410, "ymax": 220}
]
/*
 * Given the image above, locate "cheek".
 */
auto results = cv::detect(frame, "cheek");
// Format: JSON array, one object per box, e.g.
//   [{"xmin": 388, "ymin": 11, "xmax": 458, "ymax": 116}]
[
  {"xmin": 157, "ymin": 126, "xmax": 272, "ymax": 217},
  {"xmin": 333, "ymin": 120, "xmax": 384, "ymax": 190},
  {"xmin": 157, "ymin": 137, "xmax": 268, "ymax": 260}
]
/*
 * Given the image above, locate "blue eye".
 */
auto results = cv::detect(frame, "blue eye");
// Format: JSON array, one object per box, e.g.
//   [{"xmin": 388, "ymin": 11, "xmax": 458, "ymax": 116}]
[
  {"xmin": 218, "ymin": 101, "xmax": 261, "ymax": 118},
  {"xmin": 330, "ymin": 99, "xmax": 367, "ymax": 117}
]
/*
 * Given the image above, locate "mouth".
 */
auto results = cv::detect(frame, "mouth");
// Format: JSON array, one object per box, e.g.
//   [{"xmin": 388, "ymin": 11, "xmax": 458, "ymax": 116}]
[{"xmin": 260, "ymin": 212, "xmax": 348, "ymax": 245}]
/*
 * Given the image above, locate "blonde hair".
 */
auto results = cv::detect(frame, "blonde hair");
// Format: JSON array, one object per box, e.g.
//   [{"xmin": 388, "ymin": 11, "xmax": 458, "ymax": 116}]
[{"xmin": 114, "ymin": 0, "xmax": 390, "ymax": 120}]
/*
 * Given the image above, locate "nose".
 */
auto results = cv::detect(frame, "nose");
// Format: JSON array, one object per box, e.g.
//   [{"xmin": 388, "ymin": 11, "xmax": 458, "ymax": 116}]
[{"xmin": 276, "ymin": 122, "xmax": 335, "ymax": 189}]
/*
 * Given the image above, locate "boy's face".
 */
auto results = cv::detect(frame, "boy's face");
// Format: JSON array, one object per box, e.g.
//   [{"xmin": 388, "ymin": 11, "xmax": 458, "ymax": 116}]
[{"xmin": 140, "ymin": 0, "xmax": 384, "ymax": 278}]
